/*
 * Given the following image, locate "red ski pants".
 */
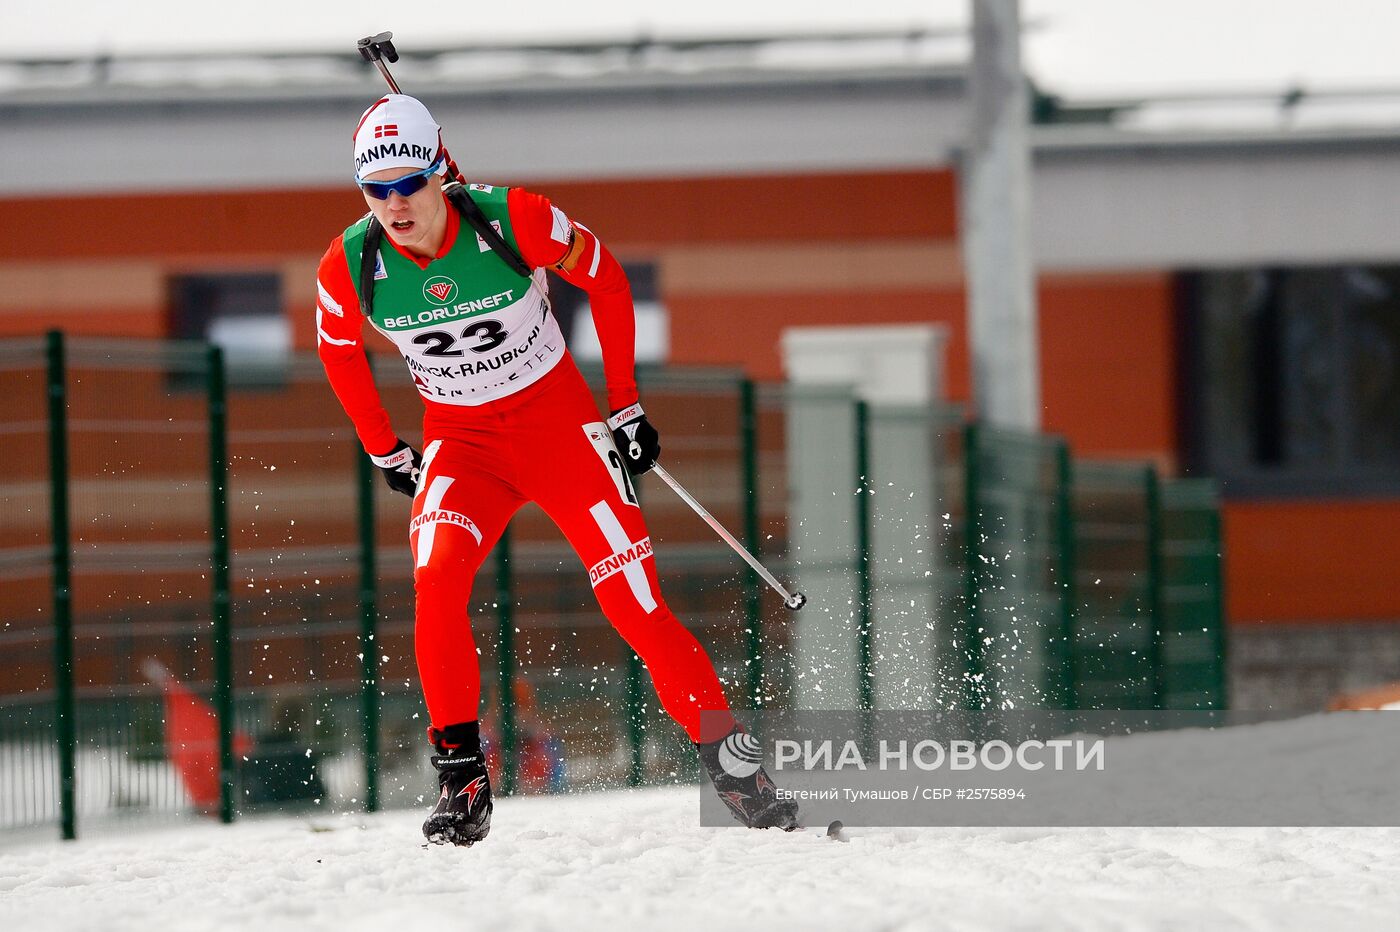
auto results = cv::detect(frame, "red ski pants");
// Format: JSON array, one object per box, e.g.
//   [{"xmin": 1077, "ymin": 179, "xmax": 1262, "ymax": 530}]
[{"xmin": 409, "ymin": 359, "xmax": 732, "ymax": 744}]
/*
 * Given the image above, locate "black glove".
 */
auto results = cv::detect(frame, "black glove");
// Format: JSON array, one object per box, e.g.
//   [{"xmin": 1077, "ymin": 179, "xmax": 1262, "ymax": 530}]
[
  {"xmin": 608, "ymin": 402, "xmax": 660, "ymax": 476},
  {"xmin": 369, "ymin": 439, "xmax": 423, "ymax": 497}
]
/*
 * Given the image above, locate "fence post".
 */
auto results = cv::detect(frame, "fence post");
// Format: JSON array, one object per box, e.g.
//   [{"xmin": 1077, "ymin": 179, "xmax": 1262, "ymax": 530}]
[
  {"xmin": 854, "ymin": 400, "xmax": 874, "ymax": 712},
  {"xmin": 356, "ymin": 443, "xmax": 379, "ymax": 812},
  {"xmin": 46, "ymin": 331, "xmax": 76, "ymax": 841},
  {"xmin": 206, "ymin": 344, "xmax": 235, "ymax": 824},
  {"xmin": 494, "ymin": 528, "xmax": 518, "ymax": 795},
  {"xmin": 1208, "ymin": 498, "xmax": 1229, "ymax": 710},
  {"xmin": 961, "ymin": 423, "xmax": 984, "ymax": 710},
  {"xmin": 1145, "ymin": 466, "xmax": 1165, "ymax": 710},
  {"xmin": 739, "ymin": 379, "xmax": 763, "ymax": 707},
  {"xmin": 1054, "ymin": 440, "xmax": 1078, "ymax": 709},
  {"xmin": 624, "ymin": 651, "xmax": 645, "ymax": 786}
]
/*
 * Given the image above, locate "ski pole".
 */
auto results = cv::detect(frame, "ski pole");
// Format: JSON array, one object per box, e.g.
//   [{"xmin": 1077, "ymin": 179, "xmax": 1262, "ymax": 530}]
[{"xmin": 649, "ymin": 463, "xmax": 807, "ymax": 611}]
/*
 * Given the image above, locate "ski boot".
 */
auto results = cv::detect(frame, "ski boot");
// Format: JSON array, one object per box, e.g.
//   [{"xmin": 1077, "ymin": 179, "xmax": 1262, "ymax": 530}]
[
  {"xmin": 422, "ymin": 722, "xmax": 493, "ymax": 846},
  {"xmin": 696, "ymin": 725, "xmax": 800, "ymax": 831}
]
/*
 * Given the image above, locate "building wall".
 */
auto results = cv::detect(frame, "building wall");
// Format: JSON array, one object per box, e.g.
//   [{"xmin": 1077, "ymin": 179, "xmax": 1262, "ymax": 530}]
[
  {"xmin": 1, "ymin": 166, "xmax": 1394, "ymax": 628},
  {"xmin": 0, "ymin": 72, "xmax": 966, "ymax": 196},
  {"xmin": 1224, "ymin": 501, "xmax": 1400, "ymax": 622},
  {"xmin": 0, "ymin": 169, "xmax": 1176, "ymax": 462},
  {"xmin": 1230, "ymin": 620, "xmax": 1400, "ymax": 710},
  {"xmin": 1034, "ymin": 132, "xmax": 1400, "ymax": 269}
]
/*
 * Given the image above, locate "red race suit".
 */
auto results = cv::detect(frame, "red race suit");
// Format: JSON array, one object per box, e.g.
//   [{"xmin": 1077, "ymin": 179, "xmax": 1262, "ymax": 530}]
[{"xmin": 316, "ymin": 188, "xmax": 732, "ymax": 743}]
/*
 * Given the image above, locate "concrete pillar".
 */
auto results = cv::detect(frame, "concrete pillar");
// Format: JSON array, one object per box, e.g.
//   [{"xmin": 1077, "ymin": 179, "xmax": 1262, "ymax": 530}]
[
  {"xmin": 780, "ymin": 324, "xmax": 951, "ymax": 709},
  {"xmin": 963, "ymin": 0, "xmax": 1041, "ymax": 430}
]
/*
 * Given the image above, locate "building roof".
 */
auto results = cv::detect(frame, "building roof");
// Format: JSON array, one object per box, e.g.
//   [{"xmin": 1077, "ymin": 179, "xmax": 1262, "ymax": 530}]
[{"xmin": 7, "ymin": 31, "xmax": 1400, "ymax": 196}]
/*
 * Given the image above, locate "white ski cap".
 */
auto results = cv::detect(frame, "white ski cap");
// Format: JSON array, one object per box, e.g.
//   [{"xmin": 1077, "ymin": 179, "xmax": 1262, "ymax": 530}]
[{"xmin": 352, "ymin": 94, "xmax": 446, "ymax": 181}]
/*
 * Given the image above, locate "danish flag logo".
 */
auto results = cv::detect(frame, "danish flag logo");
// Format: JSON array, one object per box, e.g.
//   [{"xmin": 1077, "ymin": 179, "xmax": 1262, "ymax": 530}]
[{"xmin": 373, "ymin": 123, "xmax": 398, "ymax": 138}]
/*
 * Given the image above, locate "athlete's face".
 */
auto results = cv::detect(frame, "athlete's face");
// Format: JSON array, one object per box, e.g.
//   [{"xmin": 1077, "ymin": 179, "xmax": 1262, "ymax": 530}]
[{"xmin": 361, "ymin": 166, "xmax": 449, "ymax": 258}]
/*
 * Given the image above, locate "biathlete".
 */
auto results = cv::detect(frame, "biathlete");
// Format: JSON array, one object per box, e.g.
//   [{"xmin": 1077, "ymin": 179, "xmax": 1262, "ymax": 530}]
[{"xmin": 316, "ymin": 94, "xmax": 797, "ymax": 844}]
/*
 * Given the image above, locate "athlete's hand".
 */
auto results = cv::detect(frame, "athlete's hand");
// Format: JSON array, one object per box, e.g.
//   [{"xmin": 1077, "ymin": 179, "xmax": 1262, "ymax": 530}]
[
  {"xmin": 369, "ymin": 439, "xmax": 423, "ymax": 497},
  {"xmin": 608, "ymin": 403, "xmax": 660, "ymax": 476}
]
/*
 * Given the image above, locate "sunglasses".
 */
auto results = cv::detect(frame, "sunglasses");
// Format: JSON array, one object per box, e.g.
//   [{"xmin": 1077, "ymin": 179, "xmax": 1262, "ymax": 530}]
[{"xmin": 358, "ymin": 156, "xmax": 445, "ymax": 200}]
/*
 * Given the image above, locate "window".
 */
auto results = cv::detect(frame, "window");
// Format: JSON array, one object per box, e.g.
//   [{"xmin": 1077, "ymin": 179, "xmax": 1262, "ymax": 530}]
[
  {"xmin": 1182, "ymin": 265, "xmax": 1400, "ymax": 495},
  {"xmin": 168, "ymin": 273, "xmax": 289, "ymax": 387}
]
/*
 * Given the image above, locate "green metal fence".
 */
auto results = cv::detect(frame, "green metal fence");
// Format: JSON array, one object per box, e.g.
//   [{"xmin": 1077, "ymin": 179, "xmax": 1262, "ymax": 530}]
[
  {"xmin": 1158, "ymin": 479, "xmax": 1229, "ymax": 710},
  {"xmin": 1070, "ymin": 462, "xmax": 1161, "ymax": 709},
  {"xmin": 0, "ymin": 333, "xmax": 1226, "ymax": 840},
  {"xmin": 961, "ymin": 425, "xmax": 1075, "ymax": 711},
  {"xmin": 0, "ymin": 336, "xmax": 57, "ymax": 837}
]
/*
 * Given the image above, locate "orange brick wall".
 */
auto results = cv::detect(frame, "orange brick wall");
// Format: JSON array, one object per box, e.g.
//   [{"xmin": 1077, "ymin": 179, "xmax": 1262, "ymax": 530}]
[
  {"xmin": 1038, "ymin": 273, "xmax": 1179, "ymax": 465},
  {"xmin": 1223, "ymin": 501, "xmax": 1400, "ymax": 622}
]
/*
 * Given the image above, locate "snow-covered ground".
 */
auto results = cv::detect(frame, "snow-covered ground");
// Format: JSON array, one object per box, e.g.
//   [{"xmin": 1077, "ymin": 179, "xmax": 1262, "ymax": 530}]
[{"xmin": 4, "ymin": 786, "xmax": 1400, "ymax": 932}]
